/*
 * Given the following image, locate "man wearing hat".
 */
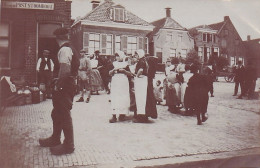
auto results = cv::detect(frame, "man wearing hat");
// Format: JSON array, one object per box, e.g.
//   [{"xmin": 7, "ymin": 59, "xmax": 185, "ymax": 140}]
[
  {"xmin": 36, "ymin": 50, "xmax": 54, "ymax": 98},
  {"xmin": 39, "ymin": 27, "xmax": 79, "ymax": 155}
]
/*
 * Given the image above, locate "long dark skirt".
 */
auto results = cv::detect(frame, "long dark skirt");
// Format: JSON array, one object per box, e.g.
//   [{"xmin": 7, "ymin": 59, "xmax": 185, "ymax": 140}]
[{"xmin": 145, "ymin": 78, "xmax": 157, "ymax": 119}]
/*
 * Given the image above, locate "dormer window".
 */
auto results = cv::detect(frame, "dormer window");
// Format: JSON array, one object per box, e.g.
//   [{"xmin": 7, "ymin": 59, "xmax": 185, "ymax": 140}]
[
  {"xmin": 110, "ymin": 6, "xmax": 127, "ymax": 22},
  {"xmin": 114, "ymin": 8, "xmax": 124, "ymax": 22}
]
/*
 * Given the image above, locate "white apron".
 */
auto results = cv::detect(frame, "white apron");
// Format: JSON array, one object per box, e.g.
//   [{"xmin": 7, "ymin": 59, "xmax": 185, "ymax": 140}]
[
  {"xmin": 134, "ymin": 76, "xmax": 147, "ymax": 115},
  {"xmin": 110, "ymin": 62, "xmax": 130, "ymax": 115}
]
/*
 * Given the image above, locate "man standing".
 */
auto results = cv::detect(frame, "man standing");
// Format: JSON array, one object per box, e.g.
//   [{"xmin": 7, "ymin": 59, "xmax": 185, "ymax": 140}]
[
  {"xmin": 39, "ymin": 27, "xmax": 79, "ymax": 155},
  {"xmin": 36, "ymin": 50, "xmax": 54, "ymax": 98},
  {"xmin": 234, "ymin": 61, "xmax": 245, "ymax": 98}
]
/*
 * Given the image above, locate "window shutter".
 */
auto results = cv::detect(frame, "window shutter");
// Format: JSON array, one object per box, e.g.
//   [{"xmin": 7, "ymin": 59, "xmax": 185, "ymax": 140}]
[
  {"xmin": 125, "ymin": 10, "xmax": 128, "ymax": 21},
  {"xmin": 138, "ymin": 37, "xmax": 143, "ymax": 50},
  {"xmin": 121, "ymin": 36, "xmax": 127, "ymax": 53},
  {"xmin": 11, "ymin": 22, "xmax": 25, "ymax": 68},
  {"xmin": 109, "ymin": 8, "xmax": 114, "ymax": 20},
  {"xmin": 83, "ymin": 32, "xmax": 89, "ymax": 50},
  {"xmin": 101, "ymin": 34, "xmax": 107, "ymax": 54}
]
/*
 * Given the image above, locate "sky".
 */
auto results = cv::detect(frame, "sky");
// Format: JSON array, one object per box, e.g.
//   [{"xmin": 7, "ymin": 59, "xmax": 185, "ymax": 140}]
[{"xmin": 71, "ymin": 0, "xmax": 260, "ymax": 41}]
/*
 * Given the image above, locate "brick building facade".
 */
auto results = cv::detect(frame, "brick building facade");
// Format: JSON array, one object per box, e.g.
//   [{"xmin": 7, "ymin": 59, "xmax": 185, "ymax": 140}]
[
  {"xmin": 71, "ymin": 0, "xmax": 153, "ymax": 57},
  {"xmin": 209, "ymin": 16, "xmax": 246, "ymax": 66},
  {"xmin": 188, "ymin": 25, "xmax": 219, "ymax": 63},
  {"xmin": 0, "ymin": 0, "xmax": 72, "ymax": 83}
]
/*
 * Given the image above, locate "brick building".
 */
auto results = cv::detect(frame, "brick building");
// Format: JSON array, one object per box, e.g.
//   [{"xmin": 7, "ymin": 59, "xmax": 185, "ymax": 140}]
[
  {"xmin": 148, "ymin": 8, "xmax": 194, "ymax": 63},
  {"xmin": 209, "ymin": 16, "xmax": 246, "ymax": 66},
  {"xmin": 70, "ymin": 0, "xmax": 154, "ymax": 57},
  {"xmin": 243, "ymin": 35, "xmax": 260, "ymax": 77},
  {"xmin": 0, "ymin": 0, "xmax": 72, "ymax": 83},
  {"xmin": 188, "ymin": 25, "xmax": 219, "ymax": 63}
]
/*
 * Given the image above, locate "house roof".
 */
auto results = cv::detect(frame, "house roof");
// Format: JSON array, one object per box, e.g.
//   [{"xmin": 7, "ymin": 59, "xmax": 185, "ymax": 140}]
[
  {"xmin": 208, "ymin": 21, "xmax": 225, "ymax": 31},
  {"xmin": 188, "ymin": 25, "xmax": 215, "ymax": 37},
  {"xmin": 148, "ymin": 17, "xmax": 185, "ymax": 38},
  {"xmin": 74, "ymin": 0, "xmax": 152, "ymax": 27}
]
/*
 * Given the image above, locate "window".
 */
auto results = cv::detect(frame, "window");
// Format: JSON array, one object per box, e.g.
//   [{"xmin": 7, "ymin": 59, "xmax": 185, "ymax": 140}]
[
  {"xmin": 127, "ymin": 36, "xmax": 137, "ymax": 55},
  {"xmin": 214, "ymin": 47, "xmax": 219, "ymax": 56},
  {"xmin": 101, "ymin": 34, "xmax": 113, "ymax": 55},
  {"xmin": 166, "ymin": 33, "xmax": 173, "ymax": 42},
  {"xmin": 170, "ymin": 49, "xmax": 176, "ymax": 57},
  {"xmin": 181, "ymin": 49, "xmax": 187, "ymax": 58},
  {"xmin": 115, "ymin": 35, "xmax": 121, "ymax": 53},
  {"xmin": 89, "ymin": 33, "xmax": 100, "ymax": 55},
  {"xmin": 213, "ymin": 34, "xmax": 216, "ymax": 43},
  {"xmin": 0, "ymin": 23, "xmax": 10, "ymax": 68},
  {"xmin": 114, "ymin": 8, "xmax": 124, "ymax": 22},
  {"xmin": 203, "ymin": 33, "xmax": 207, "ymax": 42},
  {"xmin": 207, "ymin": 48, "xmax": 210, "ymax": 58},
  {"xmin": 207, "ymin": 34, "xmax": 212, "ymax": 42},
  {"xmin": 144, "ymin": 37, "xmax": 148, "ymax": 54},
  {"xmin": 178, "ymin": 35, "xmax": 182, "ymax": 42}
]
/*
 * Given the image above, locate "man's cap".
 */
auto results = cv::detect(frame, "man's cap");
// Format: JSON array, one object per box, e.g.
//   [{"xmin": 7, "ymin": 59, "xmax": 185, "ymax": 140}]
[{"xmin": 53, "ymin": 27, "xmax": 69, "ymax": 36}]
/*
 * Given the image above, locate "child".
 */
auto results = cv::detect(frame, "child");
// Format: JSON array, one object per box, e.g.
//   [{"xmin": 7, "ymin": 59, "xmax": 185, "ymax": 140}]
[{"xmin": 154, "ymin": 80, "xmax": 163, "ymax": 105}]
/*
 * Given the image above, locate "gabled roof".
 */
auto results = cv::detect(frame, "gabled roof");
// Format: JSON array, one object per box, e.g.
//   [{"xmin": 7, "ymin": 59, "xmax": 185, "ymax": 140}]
[
  {"xmin": 208, "ymin": 21, "xmax": 225, "ymax": 31},
  {"xmin": 148, "ymin": 17, "xmax": 185, "ymax": 38},
  {"xmin": 74, "ymin": 0, "xmax": 152, "ymax": 27},
  {"xmin": 188, "ymin": 25, "xmax": 215, "ymax": 37}
]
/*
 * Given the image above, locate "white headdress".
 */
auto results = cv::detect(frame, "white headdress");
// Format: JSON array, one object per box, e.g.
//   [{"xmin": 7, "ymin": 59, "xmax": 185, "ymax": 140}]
[{"xmin": 136, "ymin": 49, "xmax": 145, "ymax": 58}]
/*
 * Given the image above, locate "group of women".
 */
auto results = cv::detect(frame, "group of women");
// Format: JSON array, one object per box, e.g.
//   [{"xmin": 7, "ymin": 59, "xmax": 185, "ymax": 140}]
[
  {"xmin": 109, "ymin": 49, "xmax": 158, "ymax": 123},
  {"xmin": 163, "ymin": 60, "xmax": 210, "ymax": 125}
]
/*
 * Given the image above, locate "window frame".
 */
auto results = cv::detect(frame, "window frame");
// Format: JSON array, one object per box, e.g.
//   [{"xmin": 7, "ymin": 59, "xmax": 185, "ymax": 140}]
[
  {"xmin": 0, "ymin": 22, "xmax": 11, "ymax": 69},
  {"xmin": 114, "ymin": 8, "xmax": 125, "ymax": 22}
]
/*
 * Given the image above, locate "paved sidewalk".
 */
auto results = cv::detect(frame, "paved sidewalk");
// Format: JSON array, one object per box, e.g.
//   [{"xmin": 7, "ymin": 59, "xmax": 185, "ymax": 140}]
[{"xmin": 0, "ymin": 78, "xmax": 259, "ymax": 168}]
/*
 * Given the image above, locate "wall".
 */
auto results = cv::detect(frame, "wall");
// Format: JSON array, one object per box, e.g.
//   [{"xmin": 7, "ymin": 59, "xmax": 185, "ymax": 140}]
[
  {"xmin": 153, "ymin": 29, "xmax": 194, "ymax": 63},
  {"xmin": 0, "ymin": 0, "xmax": 72, "ymax": 83}
]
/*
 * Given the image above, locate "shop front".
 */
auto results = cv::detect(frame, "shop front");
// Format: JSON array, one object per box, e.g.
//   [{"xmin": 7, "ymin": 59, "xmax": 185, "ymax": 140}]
[{"xmin": 0, "ymin": 0, "xmax": 72, "ymax": 83}]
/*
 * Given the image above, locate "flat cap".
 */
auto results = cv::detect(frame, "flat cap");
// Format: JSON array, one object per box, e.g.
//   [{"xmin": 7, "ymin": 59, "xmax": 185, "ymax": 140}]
[{"xmin": 53, "ymin": 27, "xmax": 69, "ymax": 36}]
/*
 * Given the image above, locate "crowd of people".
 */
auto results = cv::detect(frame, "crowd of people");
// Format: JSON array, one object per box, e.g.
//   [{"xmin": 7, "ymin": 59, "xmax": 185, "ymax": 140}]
[{"xmin": 37, "ymin": 27, "xmax": 258, "ymax": 156}]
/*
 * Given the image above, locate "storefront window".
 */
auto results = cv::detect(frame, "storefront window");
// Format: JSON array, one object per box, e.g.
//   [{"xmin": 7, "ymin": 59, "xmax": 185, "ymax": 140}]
[{"xmin": 0, "ymin": 23, "xmax": 10, "ymax": 68}]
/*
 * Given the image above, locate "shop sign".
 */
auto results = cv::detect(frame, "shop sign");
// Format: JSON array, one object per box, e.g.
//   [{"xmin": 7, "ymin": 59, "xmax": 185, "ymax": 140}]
[{"xmin": 2, "ymin": 1, "xmax": 54, "ymax": 10}]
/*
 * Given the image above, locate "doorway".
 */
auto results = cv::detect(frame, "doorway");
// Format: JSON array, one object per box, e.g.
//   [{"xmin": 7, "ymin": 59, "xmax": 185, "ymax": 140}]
[{"xmin": 37, "ymin": 23, "xmax": 62, "ymax": 80}]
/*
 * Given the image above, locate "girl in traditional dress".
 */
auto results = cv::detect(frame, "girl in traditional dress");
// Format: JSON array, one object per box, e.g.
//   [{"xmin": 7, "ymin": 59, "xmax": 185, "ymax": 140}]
[
  {"xmin": 154, "ymin": 80, "xmax": 163, "ymax": 105},
  {"xmin": 133, "ymin": 50, "xmax": 157, "ymax": 122},
  {"xmin": 181, "ymin": 65, "xmax": 193, "ymax": 110},
  {"xmin": 109, "ymin": 51, "xmax": 132, "ymax": 123},
  {"xmin": 89, "ymin": 54, "xmax": 104, "ymax": 94}
]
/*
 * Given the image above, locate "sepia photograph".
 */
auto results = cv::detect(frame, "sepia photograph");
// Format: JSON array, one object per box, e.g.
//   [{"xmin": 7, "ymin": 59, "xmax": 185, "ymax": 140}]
[{"xmin": 0, "ymin": 0, "xmax": 259, "ymax": 167}]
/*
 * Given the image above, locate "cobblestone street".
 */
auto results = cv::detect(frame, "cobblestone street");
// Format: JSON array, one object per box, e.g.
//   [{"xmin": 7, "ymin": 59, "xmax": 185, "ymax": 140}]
[{"xmin": 0, "ymin": 77, "xmax": 259, "ymax": 168}]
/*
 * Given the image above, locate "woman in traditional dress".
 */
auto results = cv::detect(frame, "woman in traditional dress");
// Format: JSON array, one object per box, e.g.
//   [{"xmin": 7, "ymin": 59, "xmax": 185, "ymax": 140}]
[
  {"xmin": 186, "ymin": 64, "xmax": 209, "ymax": 125},
  {"xmin": 180, "ymin": 65, "xmax": 193, "ymax": 109},
  {"xmin": 133, "ymin": 50, "xmax": 157, "ymax": 122},
  {"xmin": 109, "ymin": 51, "xmax": 132, "ymax": 123},
  {"xmin": 89, "ymin": 54, "xmax": 104, "ymax": 94}
]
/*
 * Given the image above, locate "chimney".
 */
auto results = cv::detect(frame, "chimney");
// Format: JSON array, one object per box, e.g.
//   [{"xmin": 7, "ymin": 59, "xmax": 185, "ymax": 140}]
[
  {"xmin": 247, "ymin": 35, "xmax": 251, "ymax": 41},
  {"xmin": 165, "ymin": 8, "xmax": 171, "ymax": 18},
  {"xmin": 91, "ymin": 0, "xmax": 100, "ymax": 10},
  {"xmin": 224, "ymin": 16, "xmax": 230, "ymax": 21}
]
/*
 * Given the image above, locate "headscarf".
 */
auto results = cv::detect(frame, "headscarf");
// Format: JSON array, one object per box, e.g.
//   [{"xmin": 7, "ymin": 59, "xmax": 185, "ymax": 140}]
[
  {"xmin": 135, "ymin": 49, "xmax": 145, "ymax": 59},
  {"xmin": 116, "ymin": 50, "xmax": 126, "ymax": 61}
]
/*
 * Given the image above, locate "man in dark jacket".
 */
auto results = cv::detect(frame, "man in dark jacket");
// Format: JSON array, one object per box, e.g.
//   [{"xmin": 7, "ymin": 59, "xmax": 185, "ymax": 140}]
[{"xmin": 234, "ymin": 61, "xmax": 246, "ymax": 98}]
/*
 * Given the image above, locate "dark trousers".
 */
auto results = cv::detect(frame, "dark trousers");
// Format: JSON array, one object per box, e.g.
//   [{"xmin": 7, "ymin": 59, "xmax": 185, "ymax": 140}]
[
  {"xmin": 245, "ymin": 80, "xmax": 256, "ymax": 98},
  {"xmin": 234, "ymin": 81, "xmax": 245, "ymax": 95},
  {"xmin": 51, "ymin": 77, "xmax": 75, "ymax": 148}
]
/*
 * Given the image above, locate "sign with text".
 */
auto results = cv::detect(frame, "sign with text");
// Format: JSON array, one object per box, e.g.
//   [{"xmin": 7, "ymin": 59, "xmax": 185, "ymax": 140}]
[{"xmin": 2, "ymin": 1, "xmax": 54, "ymax": 10}]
